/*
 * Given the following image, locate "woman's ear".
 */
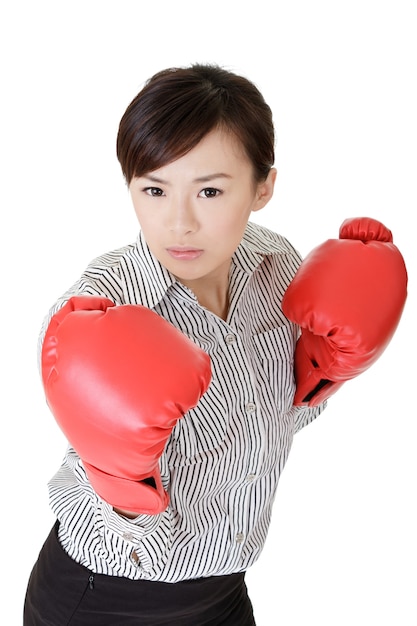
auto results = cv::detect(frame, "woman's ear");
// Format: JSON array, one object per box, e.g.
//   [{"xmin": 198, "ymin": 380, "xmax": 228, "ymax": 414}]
[{"xmin": 253, "ymin": 168, "xmax": 277, "ymax": 212}]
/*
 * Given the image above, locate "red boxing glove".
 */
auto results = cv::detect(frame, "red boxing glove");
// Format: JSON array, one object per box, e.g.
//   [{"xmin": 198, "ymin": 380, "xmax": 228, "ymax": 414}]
[
  {"xmin": 282, "ymin": 217, "xmax": 407, "ymax": 407},
  {"xmin": 42, "ymin": 296, "xmax": 212, "ymax": 514}
]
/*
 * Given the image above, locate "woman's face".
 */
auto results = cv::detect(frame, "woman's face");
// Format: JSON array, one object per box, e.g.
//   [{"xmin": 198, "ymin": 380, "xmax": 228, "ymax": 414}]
[{"xmin": 129, "ymin": 128, "xmax": 276, "ymax": 293}]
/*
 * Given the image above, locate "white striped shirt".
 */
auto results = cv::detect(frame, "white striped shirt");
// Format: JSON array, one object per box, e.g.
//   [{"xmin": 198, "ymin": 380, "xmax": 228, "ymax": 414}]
[{"xmin": 42, "ymin": 221, "xmax": 325, "ymax": 583}]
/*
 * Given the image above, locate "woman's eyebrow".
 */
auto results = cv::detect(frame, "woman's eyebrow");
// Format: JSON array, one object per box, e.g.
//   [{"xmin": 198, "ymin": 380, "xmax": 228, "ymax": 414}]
[
  {"xmin": 193, "ymin": 173, "xmax": 233, "ymax": 183},
  {"xmin": 143, "ymin": 175, "xmax": 168, "ymax": 184}
]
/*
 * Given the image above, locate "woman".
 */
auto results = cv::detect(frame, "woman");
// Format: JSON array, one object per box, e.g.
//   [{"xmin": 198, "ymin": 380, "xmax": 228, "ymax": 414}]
[{"xmin": 24, "ymin": 64, "xmax": 406, "ymax": 625}]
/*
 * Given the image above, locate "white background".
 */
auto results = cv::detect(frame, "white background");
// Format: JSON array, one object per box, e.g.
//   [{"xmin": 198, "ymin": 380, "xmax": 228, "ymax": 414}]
[{"xmin": 1, "ymin": 1, "xmax": 416, "ymax": 624}]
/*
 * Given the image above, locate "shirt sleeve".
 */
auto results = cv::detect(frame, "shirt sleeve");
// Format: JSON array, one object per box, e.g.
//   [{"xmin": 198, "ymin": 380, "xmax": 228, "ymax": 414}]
[
  {"xmin": 37, "ymin": 252, "xmax": 125, "ymax": 373},
  {"xmin": 49, "ymin": 448, "xmax": 172, "ymax": 577},
  {"xmin": 292, "ymin": 401, "xmax": 327, "ymax": 433}
]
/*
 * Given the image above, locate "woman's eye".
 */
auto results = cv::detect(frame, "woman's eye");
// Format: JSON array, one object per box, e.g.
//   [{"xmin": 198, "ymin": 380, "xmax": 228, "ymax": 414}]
[
  {"xmin": 199, "ymin": 187, "xmax": 221, "ymax": 198},
  {"xmin": 144, "ymin": 187, "xmax": 164, "ymax": 197}
]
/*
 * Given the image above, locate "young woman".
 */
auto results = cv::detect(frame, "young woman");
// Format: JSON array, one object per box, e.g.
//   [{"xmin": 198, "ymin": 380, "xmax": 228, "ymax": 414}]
[{"xmin": 24, "ymin": 64, "xmax": 406, "ymax": 625}]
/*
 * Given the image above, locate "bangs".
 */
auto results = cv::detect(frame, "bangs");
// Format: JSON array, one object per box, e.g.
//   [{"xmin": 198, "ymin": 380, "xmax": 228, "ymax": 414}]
[
  {"xmin": 116, "ymin": 64, "xmax": 274, "ymax": 184},
  {"xmin": 117, "ymin": 75, "xmax": 225, "ymax": 182}
]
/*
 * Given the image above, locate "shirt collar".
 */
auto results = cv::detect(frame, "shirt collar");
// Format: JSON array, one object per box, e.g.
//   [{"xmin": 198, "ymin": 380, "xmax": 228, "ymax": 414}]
[
  {"xmin": 233, "ymin": 221, "xmax": 292, "ymax": 274},
  {"xmin": 232, "ymin": 238, "xmax": 264, "ymax": 275},
  {"xmin": 122, "ymin": 231, "xmax": 176, "ymax": 309}
]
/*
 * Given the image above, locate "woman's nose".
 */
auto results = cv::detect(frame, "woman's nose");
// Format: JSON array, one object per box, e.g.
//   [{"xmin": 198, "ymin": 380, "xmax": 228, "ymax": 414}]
[{"xmin": 166, "ymin": 198, "xmax": 198, "ymax": 234}]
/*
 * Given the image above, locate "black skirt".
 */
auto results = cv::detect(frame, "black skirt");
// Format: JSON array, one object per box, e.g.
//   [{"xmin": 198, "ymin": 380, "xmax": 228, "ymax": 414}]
[{"xmin": 24, "ymin": 522, "xmax": 256, "ymax": 625}]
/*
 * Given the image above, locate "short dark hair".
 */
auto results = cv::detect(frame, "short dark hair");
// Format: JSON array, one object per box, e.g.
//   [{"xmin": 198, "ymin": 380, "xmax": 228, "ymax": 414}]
[{"xmin": 116, "ymin": 64, "xmax": 275, "ymax": 184}]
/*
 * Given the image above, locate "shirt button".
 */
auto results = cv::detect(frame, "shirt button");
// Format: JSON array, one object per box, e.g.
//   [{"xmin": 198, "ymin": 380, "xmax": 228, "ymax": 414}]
[
  {"xmin": 245, "ymin": 402, "xmax": 256, "ymax": 413},
  {"xmin": 225, "ymin": 334, "xmax": 236, "ymax": 345},
  {"xmin": 246, "ymin": 474, "xmax": 256, "ymax": 482},
  {"xmin": 122, "ymin": 532, "xmax": 134, "ymax": 541},
  {"xmin": 236, "ymin": 533, "xmax": 244, "ymax": 544},
  {"xmin": 131, "ymin": 549, "xmax": 140, "ymax": 566}
]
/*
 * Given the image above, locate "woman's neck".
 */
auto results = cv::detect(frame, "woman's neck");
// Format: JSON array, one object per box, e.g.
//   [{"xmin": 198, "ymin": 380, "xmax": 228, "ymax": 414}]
[{"xmin": 178, "ymin": 265, "xmax": 231, "ymax": 321}]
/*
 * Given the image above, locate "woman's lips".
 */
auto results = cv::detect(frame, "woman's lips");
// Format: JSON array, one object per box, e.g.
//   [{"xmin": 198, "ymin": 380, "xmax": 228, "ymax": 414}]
[{"xmin": 166, "ymin": 247, "xmax": 204, "ymax": 260}]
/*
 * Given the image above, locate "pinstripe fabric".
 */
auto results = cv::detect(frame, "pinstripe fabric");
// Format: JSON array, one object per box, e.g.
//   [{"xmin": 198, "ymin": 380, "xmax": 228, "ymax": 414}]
[{"xmin": 41, "ymin": 221, "xmax": 325, "ymax": 583}]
